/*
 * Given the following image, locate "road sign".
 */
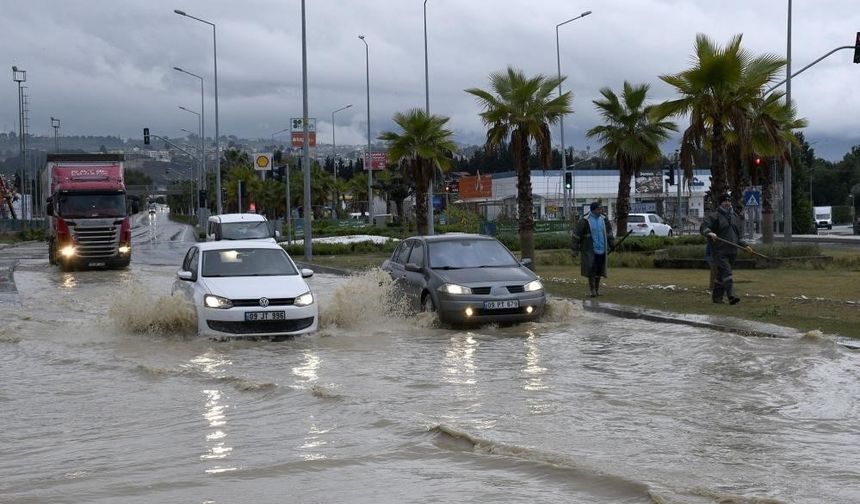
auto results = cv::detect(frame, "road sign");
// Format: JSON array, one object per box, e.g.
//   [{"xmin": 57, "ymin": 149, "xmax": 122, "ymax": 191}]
[
  {"xmin": 291, "ymin": 131, "xmax": 316, "ymax": 148},
  {"xmin": 290, "ymin": 118, "xmax": 316, "ymax": 132},
  {"xmin": 363, "ymin": 151, "xmax": 387, "ymax": 170},
  {"xmin": 743, "ymin": 190, "xmax": 761, "ymax": 207},
  {"xmin": 253, "ymin": 153, "xmax": 272, "ymax": 171}
]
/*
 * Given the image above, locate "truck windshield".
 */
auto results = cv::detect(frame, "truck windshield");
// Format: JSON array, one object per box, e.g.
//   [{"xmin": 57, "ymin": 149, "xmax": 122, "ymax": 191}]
[{"xmin": 57, "ymin": 193, "xmax": 126, "ymax": 218}]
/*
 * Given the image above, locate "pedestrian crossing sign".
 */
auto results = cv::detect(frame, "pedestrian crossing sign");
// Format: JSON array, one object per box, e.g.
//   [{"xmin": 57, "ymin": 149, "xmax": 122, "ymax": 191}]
[{"xmin": 743, "ymin": 190, "xmax": 761, "ymax": 207}]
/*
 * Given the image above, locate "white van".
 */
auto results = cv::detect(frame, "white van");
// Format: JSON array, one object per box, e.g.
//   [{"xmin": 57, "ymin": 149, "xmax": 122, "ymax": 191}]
[
  {"xmin": 206, "ymin": 213, "xmax": 279, "ymax": 242},
  {"xmin": 813, "ymin": 206, "xmax": 832, "ymax": 230}
]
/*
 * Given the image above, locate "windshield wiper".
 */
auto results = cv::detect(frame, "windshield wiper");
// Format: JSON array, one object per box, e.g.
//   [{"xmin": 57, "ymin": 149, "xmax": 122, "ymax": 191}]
[{"xmin": 433, "ymin": 265, "xmax": 462, "ymax": 270}]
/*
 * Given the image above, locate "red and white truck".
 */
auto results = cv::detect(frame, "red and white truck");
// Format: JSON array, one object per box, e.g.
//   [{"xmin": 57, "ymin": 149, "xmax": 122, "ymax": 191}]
[{"xmin": 42, "ymin": 153, "xmax": 132, "ymax": 270}]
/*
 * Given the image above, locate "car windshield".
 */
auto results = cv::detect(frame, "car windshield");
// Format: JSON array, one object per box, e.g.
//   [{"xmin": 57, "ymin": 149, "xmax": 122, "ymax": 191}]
[
  {"xmin": 201, "ymin": 248, "xmax": 297, "ymax": 277},
  {"xmin": 429, "ymin": 239, "xmax": 519, "ymax": 269},
  {"xmin": 220, "ymin": 221, "xmax": 271, "ymax": 240},
  {"xmin": 57, "ymin": 193, "xmax": 126, "ymax": 218}
]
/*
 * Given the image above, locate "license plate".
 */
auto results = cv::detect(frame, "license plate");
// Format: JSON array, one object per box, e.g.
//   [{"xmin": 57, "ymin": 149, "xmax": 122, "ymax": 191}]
[
  {"xmin": 88, "ymin": 262, "xmax": 106, "ymax": 267},
  {"xmin": 484, "ymin": 300, "xmax": 519, "ymax": 310},
  {"xmin": 245, "ymin": 311, "xmax": 285, "ymax": 321}
]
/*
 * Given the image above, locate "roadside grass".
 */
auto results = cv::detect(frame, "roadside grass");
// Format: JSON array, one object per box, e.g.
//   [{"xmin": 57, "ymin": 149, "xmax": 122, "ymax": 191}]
[{"xmin": 302, "ymin": 248, "xmax": 860, "ymax": 339}]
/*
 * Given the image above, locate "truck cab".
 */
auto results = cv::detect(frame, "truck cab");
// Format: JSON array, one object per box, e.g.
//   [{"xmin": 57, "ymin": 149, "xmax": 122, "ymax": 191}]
[{"xmin": 813, "ymin": 206, "xmax": 833, "ymax": 230}]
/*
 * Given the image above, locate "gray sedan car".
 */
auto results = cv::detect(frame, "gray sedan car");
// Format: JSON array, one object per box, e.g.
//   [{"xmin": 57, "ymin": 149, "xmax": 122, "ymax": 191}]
[{"xmin": 382, "ymin": 234, "xmax": 546, "ymax": 325}]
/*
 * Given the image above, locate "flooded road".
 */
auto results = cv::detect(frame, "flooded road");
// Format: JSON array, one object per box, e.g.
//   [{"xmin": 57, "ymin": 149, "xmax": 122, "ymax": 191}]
[{"xmin": 1, "ymin": 214, "xmax": 858, "ymax": 503}]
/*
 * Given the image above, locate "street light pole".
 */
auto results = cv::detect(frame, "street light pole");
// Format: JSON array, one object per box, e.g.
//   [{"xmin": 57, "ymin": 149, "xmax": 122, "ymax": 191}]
[
  {"xmin": 783, "ymin": 0, "xmax": 792, "ymax": 244},
  {"xmin": 12, "ymin": 66, "xmax": 27, "ymax": 218},
  {"xmin": 173, "ymin": 66, "xmax": 206, "ymax": 209},
  {"xmin": 50, "ymin": 116, "xmax": 60, "ymax": 153},
  {"xmin": 331, "ymin": 104, "xmax": 352, "ymax": 218},
  {"xmin": 359, "ymin": 35, "xmax": 374, "ymax": 225},
  {"xmin": 178, "ymin": 105, "xmax": 201, "ymax": 215},
  {"xmin": 174, "ymin": 10, "xmax": 221, "ymax": 215},
  {"xmin": 301, "ymin": 0, "xmax": 312, "ymax": 260},
  {"xmin": 424, "ymin": 0, "xmax": 435, "ymax": 234},
  {"xmin": 555, "ymin": 10, "xmax": 591, "ymax": 221}
]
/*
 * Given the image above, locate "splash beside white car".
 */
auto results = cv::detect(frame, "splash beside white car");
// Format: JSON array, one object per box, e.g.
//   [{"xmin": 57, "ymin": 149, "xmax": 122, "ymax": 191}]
[{"xmin": 172, "ymin": 240, "xmax": 317, "ymax": 339}]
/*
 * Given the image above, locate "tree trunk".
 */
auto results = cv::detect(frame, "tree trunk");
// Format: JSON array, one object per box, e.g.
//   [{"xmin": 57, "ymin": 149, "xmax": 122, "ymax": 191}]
[
  {"xmin": 761, "ymin": 160, "xmax": 775, "ymax": 244},
  {"xmin": 415, "ymin": 160, "xmax": 428, "ymax": 235},
  {"xmin": 709, "ymin": 121, "xmax": 728, "ymax": 211},
  {"xmin": 517, "ymin": 145, "xmax": 535, "ymax": 268},
  {"xmin": 616, "ymin": 162, "xmax": 632, "ymax": 238}
]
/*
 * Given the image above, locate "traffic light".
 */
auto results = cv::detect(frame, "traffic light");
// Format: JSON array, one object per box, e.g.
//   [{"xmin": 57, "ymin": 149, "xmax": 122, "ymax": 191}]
[
  {"xmin": 665, "ymin": 165, "xmax": 675, "ymax": 185},
  {"xmin": 564, "ymin": 172, "xmax": 572, "ymax": 190},
  {"xmin": 854, "ymin": 31, "xmax": 860, "ymax": 64},
  {"xmin": 143, "ymin": 127, "xmax": 150, "ymax": 145}
]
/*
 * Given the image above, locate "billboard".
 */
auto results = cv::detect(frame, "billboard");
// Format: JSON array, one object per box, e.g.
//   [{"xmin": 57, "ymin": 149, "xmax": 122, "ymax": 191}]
[
  {"xmin": 253, "ymin": 153, "xmax": 272, "ymax": 171},
  {"xmin": 290, "ymin": 118, "xmax": 317, "ymax": 148},
  {"xmin": 363, "ymin": 151, "xmax": 387, "ymax": 170},
  {"xmin": 458, "ymin": 174, "xmax": 493, "ymax": 199}
]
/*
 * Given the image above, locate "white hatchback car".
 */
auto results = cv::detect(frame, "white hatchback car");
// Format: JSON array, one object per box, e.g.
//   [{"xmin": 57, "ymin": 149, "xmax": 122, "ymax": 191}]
[
  {"xmin": 172, "ymin": 240, "xmax": 318, "ymax": 339},
  {"xmin": 627, "ymin": 213, "xmax": 673, "ymax": 236}
]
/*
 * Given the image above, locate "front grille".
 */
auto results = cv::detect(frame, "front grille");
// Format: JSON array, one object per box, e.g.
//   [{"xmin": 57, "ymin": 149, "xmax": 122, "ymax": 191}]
[
  {"xmin": 506, "ymin": 285, "xmax": 525, "ymax": 293},
  {"xmin": 471, "ymin": 287, "xmax": 492, "ymax": 295},
  {"xmin": 69, "ymin": 220, "xmax": 121, "ymax": 258},
  {"xmin": 230, "ymin": 298, "xmax": 295, "ymax": 307},
  {"xmin": 207, "ymin": 317, "xmax": 315, "ymax": 335}
]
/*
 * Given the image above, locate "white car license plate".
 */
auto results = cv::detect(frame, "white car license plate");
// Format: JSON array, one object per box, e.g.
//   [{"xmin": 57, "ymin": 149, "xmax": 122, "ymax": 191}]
[
  {"xmin": 88, "ymin": 262, "xmax": 106, "ymax": 267},
  {"xmin": 245, "ymin": 311, "xmax": 285, "ymax": 321},
  {"xmin": 484, "ymin": 300, "xmax": 519, "ymax": 310}
]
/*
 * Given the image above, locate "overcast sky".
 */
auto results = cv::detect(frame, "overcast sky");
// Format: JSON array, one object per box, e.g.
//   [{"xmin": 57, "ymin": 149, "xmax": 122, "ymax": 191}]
[{"xmin": 3, "ymin": 0, "xmax": 859, "ymax": 160}]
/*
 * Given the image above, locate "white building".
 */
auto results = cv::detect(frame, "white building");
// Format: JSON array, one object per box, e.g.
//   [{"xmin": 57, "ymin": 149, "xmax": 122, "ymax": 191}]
[{"xmin": 458, "ymin": 168, "xmax": 713, "ymax": 226}]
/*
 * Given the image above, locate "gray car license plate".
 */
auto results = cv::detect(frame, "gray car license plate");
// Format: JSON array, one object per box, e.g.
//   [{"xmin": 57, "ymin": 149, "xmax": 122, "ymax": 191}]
[
  {"xmin": 484, "ymin": 300, "xmax": 519, "ymax": 310},
  {"xmin": 245, "ymin": 311, "xmax": 285, "ymax": 321}
]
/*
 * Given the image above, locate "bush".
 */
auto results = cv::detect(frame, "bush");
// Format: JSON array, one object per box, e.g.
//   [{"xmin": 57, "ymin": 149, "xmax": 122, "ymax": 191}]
[
  {"xmin": 283, "ymin": 239, "xmax": 398, "ymax": 256},
  {"xmin": 18, "ymin": 227, "xmax": 46, "ymax": 242}
]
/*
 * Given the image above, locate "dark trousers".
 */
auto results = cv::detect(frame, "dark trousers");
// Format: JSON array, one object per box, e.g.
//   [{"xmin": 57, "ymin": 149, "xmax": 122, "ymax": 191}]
[
  {"xmin": 712, "ymin": 251, "xmax": 737, "ymax": 301},
  {"xmin": 590, "ymin": 253, "xmax": 606, "ymax": 278}
]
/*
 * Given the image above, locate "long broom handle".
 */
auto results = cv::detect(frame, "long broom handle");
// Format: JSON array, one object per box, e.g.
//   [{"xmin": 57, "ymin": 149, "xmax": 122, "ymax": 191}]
[{"xmin": 709, "ymin": 234, "xmax": 771, "ymax": 260}]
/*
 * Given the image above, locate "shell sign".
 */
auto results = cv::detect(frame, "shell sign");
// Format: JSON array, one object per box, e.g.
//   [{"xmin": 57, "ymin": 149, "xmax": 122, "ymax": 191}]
[{"xmin": 253, "ymin": 153, "xmax": 272, "ymax": 171}]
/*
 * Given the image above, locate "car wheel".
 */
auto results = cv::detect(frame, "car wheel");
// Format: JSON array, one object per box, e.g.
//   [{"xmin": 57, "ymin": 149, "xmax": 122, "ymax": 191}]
[{"xmin": 421, "ymin": 292, "xmax": 436, "ymax": 313}]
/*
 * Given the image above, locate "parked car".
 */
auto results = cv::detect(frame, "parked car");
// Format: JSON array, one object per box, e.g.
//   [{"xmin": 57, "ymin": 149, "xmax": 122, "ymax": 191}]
[
  {"xmin": 172, "ymin": 240, "xmax": 317, "ymax": 339},
  {"xmin": 206, "ymin": 213, "xmax": 279, "ymax": 242},
  {"xmin": 626, "ymin": 213, "xmax": 673, "ymax": 236},
  {"xmin": 381, "ymin": 234, "xmax": 545, "ymax": 326}
]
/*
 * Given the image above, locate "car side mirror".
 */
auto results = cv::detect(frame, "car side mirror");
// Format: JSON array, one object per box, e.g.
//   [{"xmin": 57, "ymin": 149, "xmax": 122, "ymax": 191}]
[
  {"xmin": 404, "ymin": 263, "xmax": 422, "ymax": 272},
  {"xmin": 521, "ymin": 257, "xmax": 533, "ymax": 267},
  {"xmin": 214, "ymin": 226, "xmax": 222, "ymax": 241},
  {"xmin": 301, "ymin": 268, "xmax": 314, "ymax": 278},
  {"xmin": 176, "ymin": 270, "xmax": 194, "ymax": 281}
]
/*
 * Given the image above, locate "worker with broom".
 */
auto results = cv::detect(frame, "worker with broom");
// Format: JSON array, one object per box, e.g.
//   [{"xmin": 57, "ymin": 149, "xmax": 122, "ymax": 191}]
[{"xmin": 701, "ymin": 193, "xmax": 755, "ymax": 305}]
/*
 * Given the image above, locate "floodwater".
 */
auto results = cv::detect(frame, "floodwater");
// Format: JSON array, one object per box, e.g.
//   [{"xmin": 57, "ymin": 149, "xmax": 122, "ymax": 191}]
[{"xmin": 1, "ymin": 228, "xmax": 859, "ymax": 503}]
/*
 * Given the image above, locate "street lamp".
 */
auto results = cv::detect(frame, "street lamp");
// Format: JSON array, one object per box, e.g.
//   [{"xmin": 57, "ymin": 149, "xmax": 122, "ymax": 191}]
[
  {"xmin": 173, "ymin": 66, "xmax": 206, "ymax": 204},
  {"xmin": 555, "ymin": 10, "xmax": 592, "ymax": 221},
  {"xmin": 424, "ymin": 0, "xmax": 435, "ymax": 234},
  {"xmin": 50, "ymin": 116, "xmax": 60, "ymax": 153},
  {"xmin": 783, "ymin": 0, "xmax": 793, "ymax": 243},
  {"xmin": 359, "ymin": 35, "xmax": 374, "ymax": 224},
  {"xmin": 178, "ymin": 105, "xmax": 202, "ymax": 211},
  {"xmin": 173, "ymin": 10, "xmax": 221, "ymax": 215},
  {"xmin": 12, "ymin": 66, "xmax": 27, "ymax": 217},
  {"xmin": 331, "ymin": 104, "xmax": 352, "ymax": 219}
]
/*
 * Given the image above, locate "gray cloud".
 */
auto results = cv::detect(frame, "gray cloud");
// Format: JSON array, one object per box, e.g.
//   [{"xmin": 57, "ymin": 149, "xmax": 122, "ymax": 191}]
[{"xmin": 3, "ymin": 0, "xmax": 859, "ymax": 160}]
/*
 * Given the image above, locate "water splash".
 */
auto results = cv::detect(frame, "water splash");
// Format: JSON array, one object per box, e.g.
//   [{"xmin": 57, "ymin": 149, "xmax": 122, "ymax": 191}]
[
  {"xmin": 109, "ymin": 285, "xmax": 197, "ymax": 336},
  {"xmin": 541, "ymin": 297, "xmax": 584, "ymax": 323},
  {"xmin": 319, "ymin": 268, "xmax": 411, "ymax": 329}
]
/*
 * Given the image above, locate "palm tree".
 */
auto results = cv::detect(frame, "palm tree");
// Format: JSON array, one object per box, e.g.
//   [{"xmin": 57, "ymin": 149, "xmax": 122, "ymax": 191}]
[
  {"xmin": 465, "ymin": 66, "xmax": 571, "ymax": 264},
  {"xmin": 586, "ymin": 82, "xmax": 676, "ymax": 236},
  {"xmin": 738, "ymin": 90, "xmax": 806, "ymax": 243},
  {"xmin": 378, "ymin": 108, "xmax": 457, "ymax": 235},
  {"xmin": 655, "ymin": 34, "xmax": 785, "ymax": 210}
]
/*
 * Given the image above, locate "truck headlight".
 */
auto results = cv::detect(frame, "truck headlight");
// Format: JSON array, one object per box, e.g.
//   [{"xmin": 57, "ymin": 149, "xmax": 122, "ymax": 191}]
[
  {"xmin": 60, "ymin": 245, "xmax": 76, "ymax": 258},
  {"xmin": 204, "ymin": 294, "xmax": 233, "ymax": 309},
  {"xmin": 118, "ymin": 245, "xmax": 131, "ymax": 254}
]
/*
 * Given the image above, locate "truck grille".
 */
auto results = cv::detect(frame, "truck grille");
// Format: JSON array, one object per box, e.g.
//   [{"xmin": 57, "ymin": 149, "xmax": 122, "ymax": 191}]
[
  {"xmin": 207, "ymin": 317, "xmax": 315, "ymax": 335},
  {"xmin": 69, "ymin": 220, "xmax": 121, "ymax": 258}
]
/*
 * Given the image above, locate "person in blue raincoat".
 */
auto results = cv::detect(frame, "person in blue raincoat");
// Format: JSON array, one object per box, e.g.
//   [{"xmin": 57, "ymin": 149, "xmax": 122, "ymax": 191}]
[
  {"xmin": 700, "ymin": 193, "xmax": 753, "ymax": 304},
  {"xmin": 571, "ymin": 201, "xmax": 615, "ymax": 297}
]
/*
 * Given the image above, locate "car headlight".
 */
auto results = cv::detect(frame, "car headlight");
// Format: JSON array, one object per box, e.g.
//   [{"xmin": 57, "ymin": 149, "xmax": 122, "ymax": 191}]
[
  {"xmin": 439, "ymin": 283, "xmax": 472, "ymax": 295},
  {"xmin": 204, "ymin": 294, "xmax": 233, "ymax": 309},
  {"xmin": 294, "ymin": 291, "xmax": 314, "ymax": 306},
  {"xmin": 524, "ymin": 279, "xmax": 543, "ymax": 292}
]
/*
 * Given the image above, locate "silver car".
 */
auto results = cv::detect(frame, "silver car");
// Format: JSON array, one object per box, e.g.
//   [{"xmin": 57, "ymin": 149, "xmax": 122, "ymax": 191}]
[{"xmin": 382, "ymin": 234, "xmax": 546, "ymax": 325}]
